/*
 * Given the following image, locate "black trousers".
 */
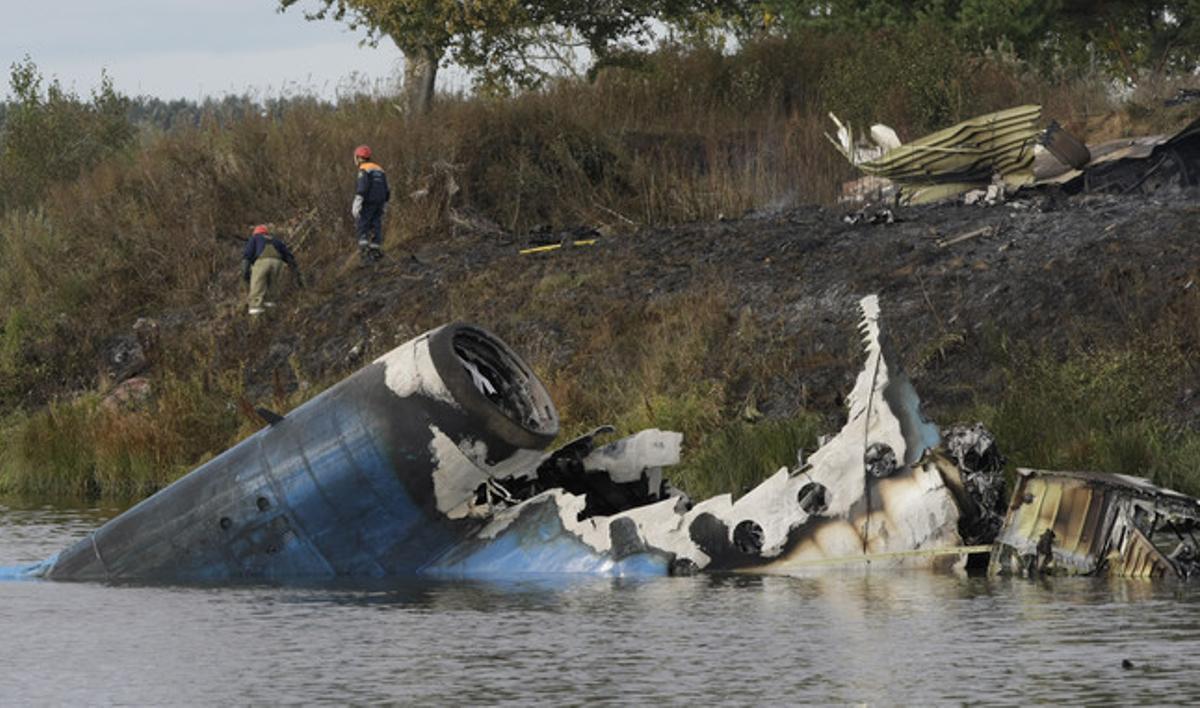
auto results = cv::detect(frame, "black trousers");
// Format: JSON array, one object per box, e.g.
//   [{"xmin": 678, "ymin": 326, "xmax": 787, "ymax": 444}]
[{"xmin": 356, "ymin": 203, "xmax": 385, "ymax": 246}]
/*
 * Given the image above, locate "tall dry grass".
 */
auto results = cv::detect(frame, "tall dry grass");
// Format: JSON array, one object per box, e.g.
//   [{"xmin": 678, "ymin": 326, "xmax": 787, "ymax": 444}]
[{"xmin": 1, "ymin": 32, "xmax": 1188, "ymax": 501}]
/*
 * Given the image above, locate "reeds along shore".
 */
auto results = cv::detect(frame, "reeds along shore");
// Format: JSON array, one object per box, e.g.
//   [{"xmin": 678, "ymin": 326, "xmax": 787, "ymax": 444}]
[{"xmin": 1, "ymin": 33, "xmax": 1198, "ymax": 501}]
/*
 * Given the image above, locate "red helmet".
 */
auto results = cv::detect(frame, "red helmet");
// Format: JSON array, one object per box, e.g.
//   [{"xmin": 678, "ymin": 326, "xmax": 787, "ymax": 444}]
[
  {"xmin": 354, "ymin": 145, "xmax": 372, "ymax": 159},
  {"xmin": 252, "ymin": 225, "xmax": 269, "ymax": 235}
]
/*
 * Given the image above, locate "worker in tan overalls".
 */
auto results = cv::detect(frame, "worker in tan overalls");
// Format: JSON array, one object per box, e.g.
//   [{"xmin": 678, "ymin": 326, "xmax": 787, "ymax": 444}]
[{"xmin": 241, "ymin": 225, "xmax": 300, "ymax": 316}]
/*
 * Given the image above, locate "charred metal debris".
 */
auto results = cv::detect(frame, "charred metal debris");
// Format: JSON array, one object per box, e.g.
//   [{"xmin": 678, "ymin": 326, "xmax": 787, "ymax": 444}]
[
  {"xmin": 991, "ymin": 469, "xmax": 1200, "ymax": 580},
  {"xmin": 27, "ymin": 296, "xmax": 1200, "ymax": 583},
  {"xmin": 832, "ymin": 107, "xmax": 1200, "ymax": 206}
]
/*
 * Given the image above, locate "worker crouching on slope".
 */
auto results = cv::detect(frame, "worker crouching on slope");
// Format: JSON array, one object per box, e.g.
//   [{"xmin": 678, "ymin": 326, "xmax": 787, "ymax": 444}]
[
  {"xmin": 352, "ymin": 144, "xmax": 391, "ymax": 261},
  {"xmin": 241, "ymin": 225, "xmax": 301, "ymax": 316}
]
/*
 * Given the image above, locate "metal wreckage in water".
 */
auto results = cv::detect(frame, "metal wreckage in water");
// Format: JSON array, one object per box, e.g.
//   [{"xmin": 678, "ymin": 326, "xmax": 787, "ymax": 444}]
[{"xmin": 27, "ymin": 296, "xmax": 1200, "ymax": 582}]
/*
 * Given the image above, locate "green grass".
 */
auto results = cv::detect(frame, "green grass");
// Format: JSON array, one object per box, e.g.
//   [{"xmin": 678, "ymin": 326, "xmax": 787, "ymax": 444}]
[
  {"xmin": 1, "ymin": 362, "xmax": 266, "ymax": 499},
  {"xmin": 957, "ymin": 344, "xmax": 1200, "ymax": 497},
  {"xmin": 673, "ymin": 414, "xmax": 826, "ymax": 501}
]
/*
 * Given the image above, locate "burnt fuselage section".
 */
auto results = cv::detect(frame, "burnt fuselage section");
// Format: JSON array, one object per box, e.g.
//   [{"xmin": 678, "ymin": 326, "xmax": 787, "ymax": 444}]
[
  {"xmin": 990, "ymin": 468, "xmax": 1200, "ymax": 579},
  {"xmin": 45, "ymin": 324, "xmax": 559, "ymax": 581},
  {"xmin": 38, "ymin": 296, "xmax": 1084, "ymax": 583}
]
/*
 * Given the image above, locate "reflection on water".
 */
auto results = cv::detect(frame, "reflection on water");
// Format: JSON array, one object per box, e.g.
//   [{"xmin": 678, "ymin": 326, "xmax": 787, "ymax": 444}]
[{"xmin": 2, "ymin": 503, "xmax": 1200, "ymax": 704}]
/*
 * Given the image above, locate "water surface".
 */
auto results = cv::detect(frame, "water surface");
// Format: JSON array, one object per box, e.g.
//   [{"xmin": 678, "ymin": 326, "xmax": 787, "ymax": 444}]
[{"xmin": 2, "ymin": 502, "xmax": 1198, "ymax": 704}]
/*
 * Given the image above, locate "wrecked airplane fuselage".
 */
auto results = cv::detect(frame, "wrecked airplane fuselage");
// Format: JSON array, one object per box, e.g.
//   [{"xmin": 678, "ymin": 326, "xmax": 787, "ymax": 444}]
[
  {"xmin": 830, "ymin": 105, "xmax": 1044, "ymax": 205},
  {"xmin": 38, "ymin": 297, "xmax": 997, "ymax": 582},
  {"xmin": 454, "ymin": 295, "xmax": 982, "ymax": 578},
  {"xmin": 990, "ymin": 468, "xmax": 1200, "ymax": 580},
  {"xmin": 836, "ymin": 108, "xmax": 1200, "ymax": 205},
  {"xmin": 43, "ymin": 324, "xmax": 562, "ymax": 581}
]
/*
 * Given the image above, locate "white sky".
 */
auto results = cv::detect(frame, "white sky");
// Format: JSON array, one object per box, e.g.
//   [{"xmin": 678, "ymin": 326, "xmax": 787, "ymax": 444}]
[{"xmin": 0, "ymin": 0, "xmax": 430, "ymax": 101}]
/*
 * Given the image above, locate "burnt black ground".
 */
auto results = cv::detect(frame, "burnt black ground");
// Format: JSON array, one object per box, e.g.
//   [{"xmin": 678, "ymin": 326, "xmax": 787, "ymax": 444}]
[
  {"xmin": 625, "ymin": 189, "xmax": 1200, "ymax": 415},
  {"xmin": 202, "ymin": 186, "xmax": 1200, "ymax": 431}
]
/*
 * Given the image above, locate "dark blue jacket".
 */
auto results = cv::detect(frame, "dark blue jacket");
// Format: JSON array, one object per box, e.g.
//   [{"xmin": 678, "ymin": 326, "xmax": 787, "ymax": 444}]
[
  {"xmin": 356, "ymin": 162, "xmax": 391, "ymax": 205},
  {"xmin": 243, "ymin": 234, "xmax": 296, "ymax": 266}
]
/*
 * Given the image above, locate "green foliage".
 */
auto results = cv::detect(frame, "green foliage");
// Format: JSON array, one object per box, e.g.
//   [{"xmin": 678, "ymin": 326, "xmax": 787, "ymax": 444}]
[
  {"xmin": 279, "ymin": 0, "xmax": 746, "ymax": 95},
  {"xmin": 819, "ymin": 24, "xmax": 973, "ymax": 132},
  {"xmin": 0, "ymin": 309, "xmax": 28, "ymax": 376},
  {"xmin": 0, "ymin": 58, "xmax": 135, "ymax": 211},
  {"xmin": 673, "ymin": 414, "xmax": 825, "ymax": 501},
  {"xmin": 1042, "ymin": 0, "xmax": 1200, "ymax": 77},
  {"xmin": 0, "ymin": 399, "xmax": 101, "ymax": 498},
  {"xmin": 967, "ymin": 345, "xmax": 1200, "ymax": 496},
  {"xmin": 0, "ymin": 367, "xmax": 248, "ymax": 500},
  {"xmin": 955, "ymin": 0, "xmax": 1063, "ymax": 60},
  {"xmin": 771, "ymin": 0, "xmax": 955, "ymax": 32},
  {"xmin": 768, "ymin": 0, "xmax": 1200, "ymax": 78}
]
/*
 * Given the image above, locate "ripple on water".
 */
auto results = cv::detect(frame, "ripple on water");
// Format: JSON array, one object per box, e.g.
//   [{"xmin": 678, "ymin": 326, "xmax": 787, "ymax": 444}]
[{"xmin": 2, "ymin": 505, "xmax": 1200, "ymax": 704}]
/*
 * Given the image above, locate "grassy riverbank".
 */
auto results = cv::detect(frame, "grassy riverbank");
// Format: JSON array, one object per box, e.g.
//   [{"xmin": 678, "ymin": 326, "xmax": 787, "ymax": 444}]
[{"xmin": 1, "ymin": 33, "xmax": 1198, "ymax": 502}]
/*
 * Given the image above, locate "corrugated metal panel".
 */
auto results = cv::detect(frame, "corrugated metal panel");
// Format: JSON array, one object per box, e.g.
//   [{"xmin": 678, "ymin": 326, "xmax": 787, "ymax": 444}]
[
  {"xmin": 1002, "ymin": 476, "xmax": 1109, "ymax": 567},
  {"xmin": 849, "ymin": 105, "xmax": 1043, "ymax": 205},
  {"xmin": 992, "ymin": 468, "xmax": 1198, "ymax": 578},
  {"xmin": 1036, "ymin": 479, "xmax": 1065, "ymax": 533},
  {"xmin": 1116, "ymin": 526, "xmax": 1171, "ymax": 579}
]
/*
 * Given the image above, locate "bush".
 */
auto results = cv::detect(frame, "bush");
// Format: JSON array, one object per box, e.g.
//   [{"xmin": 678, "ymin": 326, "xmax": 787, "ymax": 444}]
[
  {"xmin": 673, "ymin": 414, "xmax": 825, "ymax": 501},
  {"xmin": 818, "ymin": 24, "xmax": 974, "ymax": 135},
  {"xmin": 966, "ymin": 345, "xmax": 1200, "ymax": 496},
  {"xmin": 0, "ymin": 362, "xmax": 262, "ymax": 500},
  {"xmin": 0, "ymin": 58, "xmax": 135, "ymax": 211}
]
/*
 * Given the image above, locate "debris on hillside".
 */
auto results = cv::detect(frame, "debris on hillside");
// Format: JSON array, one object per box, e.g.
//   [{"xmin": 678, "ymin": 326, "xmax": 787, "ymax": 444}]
[
  {"xmin": 1039, "ymin": 120, "xmax": 1091, "ymax": 169},
  {"xmin": 829, "ymin": 105, "xmax": 1043, "ymax": 205},
  {"xmin": 410, "ymin": 161, "xmax": 508, "ymax": 240},
  {"xmin": 36, "ymin": 296, "xmax": 1009, "ymax": 582},
  {"xmin": 519, "ymin": 225, "xmax": 601, "ymax": 255},
  {"xmin": 1164, "ymin": 88, "xmax": 1200, "ymax": 108},
  {"xmin": 841, "ymin": 206, "xmax": 897, "ymax": 225},
  {"xmin": 1034, "ymin": 115, "xmax": 1200, "ymax": 195},
  {"xmin": 98, "ymin": 317, "xmax": 159, "ymax": 396},
  {"xmin": 834, "ymin": 107, "xmax": 1200, "ymax": 205},
  {"xmin": 28, "ymin": 284, "xmax": 1200, "ymax": 584},
  {"xmin": 990, "ymin": 468, "xmax": 1200, "ymax": 579}
]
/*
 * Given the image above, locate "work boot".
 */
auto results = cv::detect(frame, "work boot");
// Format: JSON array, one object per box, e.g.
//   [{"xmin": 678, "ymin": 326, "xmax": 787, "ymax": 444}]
[{"xmin": 368, "ymin": 244, "xmax": 384, "ymax": 262}]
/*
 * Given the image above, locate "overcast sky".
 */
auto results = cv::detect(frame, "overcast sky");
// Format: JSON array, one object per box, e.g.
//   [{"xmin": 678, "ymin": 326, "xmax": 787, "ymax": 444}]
[{"xmin": 1, "ymin": 0, "xmax": 423, "ymax": 101}]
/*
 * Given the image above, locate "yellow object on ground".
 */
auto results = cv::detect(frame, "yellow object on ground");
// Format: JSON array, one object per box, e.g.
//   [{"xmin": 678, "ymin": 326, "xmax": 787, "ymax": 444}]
[{"xmin": 519, "ymin": 239, "xmax": 597, "ymax": 255}]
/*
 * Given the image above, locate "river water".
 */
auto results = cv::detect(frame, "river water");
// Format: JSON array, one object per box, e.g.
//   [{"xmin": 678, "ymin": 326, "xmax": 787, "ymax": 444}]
[{"xmin": 2, "ymin": 501, "xmax": 1199, "ymax": 705}]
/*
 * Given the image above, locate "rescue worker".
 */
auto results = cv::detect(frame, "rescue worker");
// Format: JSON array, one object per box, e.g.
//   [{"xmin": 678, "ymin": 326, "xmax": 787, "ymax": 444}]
[
  {"xmin": 241, "ymin": 225, "xmax": 300, "ymax": 316},
  {"xmin": 352, "ymin": 144, "xmax": 391, "ymax": 261}
]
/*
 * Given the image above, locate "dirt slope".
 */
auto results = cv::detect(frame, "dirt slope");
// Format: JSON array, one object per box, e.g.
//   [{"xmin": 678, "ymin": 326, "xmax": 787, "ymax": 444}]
[{"xmin": 189, "ymin": 185, "xmax": 1200, "ymax": 432}]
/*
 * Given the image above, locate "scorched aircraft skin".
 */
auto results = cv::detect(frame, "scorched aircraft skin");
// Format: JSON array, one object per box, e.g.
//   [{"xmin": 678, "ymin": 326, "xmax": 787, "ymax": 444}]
[{"xmin": 34, "ymin": 296, "xmax": 1000, "ymax": 582}]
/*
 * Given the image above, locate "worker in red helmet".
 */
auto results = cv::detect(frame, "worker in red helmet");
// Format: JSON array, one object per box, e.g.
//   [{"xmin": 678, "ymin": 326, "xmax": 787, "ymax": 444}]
[
  {"xmin": 241, "ymin": 224, "xmax": 300, "ymax": 316},
  {"xmin": 352, "ymin": 144, "xmax": 391, "ymax": 261}
]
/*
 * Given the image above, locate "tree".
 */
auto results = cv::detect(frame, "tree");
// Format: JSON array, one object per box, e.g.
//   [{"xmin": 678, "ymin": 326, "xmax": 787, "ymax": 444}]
[
  {"xmin": 767, "ymin": 0, "xmax": 1200, "ymax": 78},
  {"xmin": 1041, "ymin": 0, "xmax": 1200, "ymax": 77},
  {"xmin": 0, "ymin": 58, "xmax": 134, "ymax": 211},
  {"xmin": 279, "ymin": 0, "xmax": 461, "ymax": 114},
  {"xmin": 279, "ymin": 0, "xmax": 745, "ymax": 112}
]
